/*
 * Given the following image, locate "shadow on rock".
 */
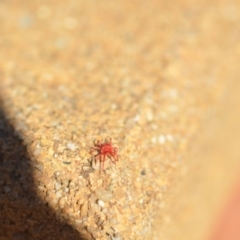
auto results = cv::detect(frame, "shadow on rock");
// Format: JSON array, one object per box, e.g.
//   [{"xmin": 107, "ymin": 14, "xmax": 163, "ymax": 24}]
[{"xmin": 0, "ymin": 98, "xmax": 88, "ymax": 240}]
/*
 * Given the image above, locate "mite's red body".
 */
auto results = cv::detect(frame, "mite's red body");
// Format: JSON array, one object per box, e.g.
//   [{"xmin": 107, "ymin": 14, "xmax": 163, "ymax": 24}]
[{"xmin": 90, "ymin": 139, "xmax": 118, "ymax": 171}]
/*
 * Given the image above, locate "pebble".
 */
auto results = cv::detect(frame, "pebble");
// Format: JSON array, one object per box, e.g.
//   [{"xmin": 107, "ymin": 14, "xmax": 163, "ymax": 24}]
[
  {"xmin": 55, "ymin": 191, "xmax": 62, "ymax": 199},
  {"xmin": 133, "ymin": 114, "xmax": 140, "ymax": 122},
  {"xmin": 80, "ymin": 202, "xmax": 88, "ymax": 217},
  {"xmin": 75, "ymin": 219, "xmax": 82, "ymax": 224},
  {"xmin": 95, "ymin": 188, "xmax": 113, "ymax": 201},
  {"xmin": 146, "ymin": 109, "xmax": 153, "ymax": 121},
  {"xmin": 158, "ymin": 135, "xmax": 166, "ymax": 144},
  {"xmin": 69, "ymin": 181, "xmax": 76, "ymax": 189},
  {"xmin": 97, "ymin": 199, "xmax": 105, "ymax": 208},
  {"xmin": 55, "ymin": 182, "xmax": 61, "ymax": 191},
  {"xmin": 151, "ymin": 136, "xmax": 157, "ymax": 144},
  {"xmin": 35, "ymin": 163, "xmax": 44, "ymax": 172},
  {"xmin": 33, "ymin": 148, "xmax": 42, "ymax": 156},
  {"xmin": 67, "ymin": 142, "xmax": 77, "ymax": 151},
  {"xmin": 59, "ymin": 197, "xmax": 66, "ymax": 207},
  {"xmin": 166, "ymin": 134, "xmax": 174, "ymax": 141}
]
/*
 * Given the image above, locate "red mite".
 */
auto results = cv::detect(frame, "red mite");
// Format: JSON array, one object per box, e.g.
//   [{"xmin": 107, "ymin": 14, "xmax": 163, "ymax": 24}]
[{"xmin": 90, "ymin": 138, "xmax": 118, "ymax": 171}]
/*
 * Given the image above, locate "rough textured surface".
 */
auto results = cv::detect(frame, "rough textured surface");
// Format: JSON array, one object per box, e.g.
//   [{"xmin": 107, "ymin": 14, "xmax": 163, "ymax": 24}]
[{"xmin": 0, "ymin": 0, "xmax": 240, "ymax": 239}]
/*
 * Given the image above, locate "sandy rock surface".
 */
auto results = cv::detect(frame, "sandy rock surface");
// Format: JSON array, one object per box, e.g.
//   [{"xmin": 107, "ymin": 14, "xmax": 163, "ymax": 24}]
[{"xmin": 0, "ymin": 0, "xmax": 240, "ymax": 239}]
